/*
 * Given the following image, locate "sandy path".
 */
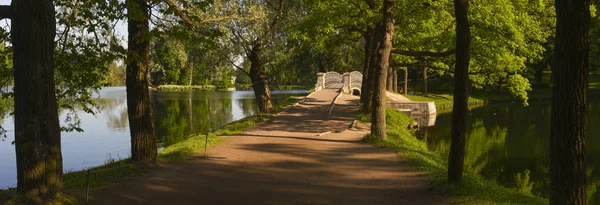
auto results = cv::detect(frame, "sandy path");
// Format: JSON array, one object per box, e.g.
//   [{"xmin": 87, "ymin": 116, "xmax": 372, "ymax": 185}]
[{"xmin": 88, "ymin": 89, "xmax": 446, "ymax": 205}]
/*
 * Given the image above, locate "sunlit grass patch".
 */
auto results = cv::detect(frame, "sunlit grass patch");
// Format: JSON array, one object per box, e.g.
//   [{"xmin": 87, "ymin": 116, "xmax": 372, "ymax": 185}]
[{"xmin": 403, "ymin": 93, "xmax": 485, "ymax": 113}]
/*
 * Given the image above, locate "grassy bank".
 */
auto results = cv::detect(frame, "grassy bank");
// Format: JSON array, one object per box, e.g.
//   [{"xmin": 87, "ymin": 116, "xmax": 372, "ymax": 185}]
[
  {"xmin": 155, "ymin": 85, "xmax": 220, "ymax": 91},
  {"xmin": 360, "ymin": 108, "xmax": 547, "ymax": 204},
  {"xmin": 403, "ymin": 94, "xmax": 486, "ymax": 113},
  {"xmin": 235, "ymin": 84, "xmax": 307, "ymax": 90}
]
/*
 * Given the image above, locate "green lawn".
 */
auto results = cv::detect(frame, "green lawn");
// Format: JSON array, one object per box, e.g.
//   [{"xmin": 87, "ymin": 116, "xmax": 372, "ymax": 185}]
[{"xmin": 361, "ymin": 109, "xmax": 547, "ymax": 204}]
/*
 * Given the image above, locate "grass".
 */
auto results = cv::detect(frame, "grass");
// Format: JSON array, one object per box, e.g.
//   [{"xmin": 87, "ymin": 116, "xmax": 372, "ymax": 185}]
[
  {"xmin": 403, "ymin": 93, "xmax": 486, "ymax": 113},
  {"xmin": 272, "ymin": 95, "xmax": 305, "ymax": 113},
  {"xmin": 360, "ymin": 108, "xmax": 547, "ymax": 204},
  {"xmin": 158, "ymin": 114, "xmax": 269, "ymax": 161},
  {"xmin": 590, "ymin": 73, "xmax": 600, "ymax": 89}
]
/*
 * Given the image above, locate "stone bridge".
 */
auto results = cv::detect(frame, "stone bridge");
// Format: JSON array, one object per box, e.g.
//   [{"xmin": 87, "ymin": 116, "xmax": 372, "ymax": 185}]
[
  {"xmin": 315, "ymin": 71, "xmax": 437, "ymax": 126},
  {"xmin": 315, "ymin": 71, "xmax": 363, "ymax": 95}
]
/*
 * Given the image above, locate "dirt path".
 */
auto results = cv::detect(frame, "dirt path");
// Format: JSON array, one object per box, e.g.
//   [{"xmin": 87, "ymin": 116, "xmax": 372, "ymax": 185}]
[{"xmin": 88, "ymin": 89, "xmax": 447, "ymax": 205}]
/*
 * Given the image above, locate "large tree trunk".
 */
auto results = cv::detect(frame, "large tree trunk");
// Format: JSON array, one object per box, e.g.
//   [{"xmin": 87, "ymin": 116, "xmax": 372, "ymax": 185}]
[
  {"xmin": 386, "ymin": 57, "xmax": 394, "ymax": 91},
  {"xmin": 370, "ymin": 0, "xmax": 394, "ymax": 139},
  {"xmin": 423, "ymin": 66, "xmax": 428, "ymax": 97},
  {"xmin": 126, "ymin": 0, "xmax": 157, "ymax": 163},
  {"xmin": 248, "ymin": 44, "xmax": 273, "ymax": 113},
  {"xmin": 12, "ymin": 0, "xmax": 63, "ymax": 198},
  {"xmin": 448, "ymin": 0, "xmax": 471, "ymax": 183},
  {"xmin": 550, "ymin": 0, "xmax": 589, "ymax": 204},
  {"xmin": 360, "ymin": 28, "xmax": 375, "ymax": 114}
]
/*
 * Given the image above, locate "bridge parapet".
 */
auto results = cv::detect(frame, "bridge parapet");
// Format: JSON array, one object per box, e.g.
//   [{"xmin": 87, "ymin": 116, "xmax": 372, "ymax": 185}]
[
  {"xmin": 387, "ymin": 101, "xmax": 437, "ymax": 126},
  {"xmin": 316, "ymin": 71, "xmax": 362, "ymax": 95}
]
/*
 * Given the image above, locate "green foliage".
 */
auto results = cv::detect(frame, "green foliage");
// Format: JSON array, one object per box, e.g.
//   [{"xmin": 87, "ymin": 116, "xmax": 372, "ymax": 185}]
[
  {"xmin": 102, "ymin": 61, "xmax": 126, "ymax": 86},
  {"xmin": 150, "ymin": 38, "xmax": 190, "ymax": 85},
  {"xmin": 514, "ymin": 169, "xmax": 535, "ymax": 195},
  {"xmin": 361, "ymin": 109, "xmax": 547, "ymax": 204}
]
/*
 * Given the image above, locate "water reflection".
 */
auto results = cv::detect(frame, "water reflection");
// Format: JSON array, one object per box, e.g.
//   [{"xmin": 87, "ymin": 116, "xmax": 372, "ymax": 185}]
[
  {"xmin": 418, "ymin": 100, "xmax": 600, "ymax": 202},
  {"xmin": 0, "ymin": 87, "xmax": 307, "ymax": 189}
]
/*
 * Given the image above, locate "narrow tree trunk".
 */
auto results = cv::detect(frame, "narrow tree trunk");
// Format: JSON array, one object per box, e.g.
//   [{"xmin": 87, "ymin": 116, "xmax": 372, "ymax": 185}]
[
  {"xmin": 534, "ymin": 63, "xmax": 544, "ymax": 85},
  {"xmin": 12, "ymin": 0, "xmax": 63, "ymax": 198},
  {"xmin": 127, "ymin": 0, "xmax": 157, "ymax": 163},
  {"xmin": 423, "ymin": 66, "xmax": 428, "ymax": 97},
  {"xmin": 550, "ymin": 0, "xmax": 589, "ymax": 204},
  {"xmin": 248, "ymin": 44, "xmax": 273, "ymax": 113},
  {"xmin": 371, "ymin": 0, "xmax": 394, "ymax": 139},
  {"xmin": 189, "ymin": 60, "xmax": 194, "ymax": 86},
  {"xmin": 404, "ymin": 67, "xmax": 408, "ymax": 94},
  {"xmin": 448, "ymin": 0, "xmax": 471, "ymax": 183},
  {"xmin": 386, "ymin": 57, "xmax": 394, "ymax": 91},
  {"xmin": 360, "ymin": 28, "xmax": 375, "ymax": 114},
  {"xmin": 392, "ymin": 67, "xmax": 398, "ymax": 93}
]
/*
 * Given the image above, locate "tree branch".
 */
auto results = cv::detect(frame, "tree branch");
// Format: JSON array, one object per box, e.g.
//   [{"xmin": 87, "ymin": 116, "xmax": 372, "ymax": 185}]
[
  {"xmin": 199, "ymin": 16, "xmax": 256, "ymax": 24},
  {"xmin": 0, "ymin": 5, "xmax": 12, "ymax": 20},
  {"xmin": 226, "ymin": 57, "xmax": 250, "ymax": 77},
  {"xmin": 163, "ymin": 0, "xmax": 194, "ymax": 25},
  {"xmin": 391, "ymin": 49, "xmax": 456, "ymax": 57}
]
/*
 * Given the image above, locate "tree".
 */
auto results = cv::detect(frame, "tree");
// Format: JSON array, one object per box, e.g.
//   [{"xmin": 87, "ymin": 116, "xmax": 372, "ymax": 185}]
[
  {"xmin": 550, "ymin": 0, "xmax": 590, "ymax": 203},
  {"xmin": 447, "ymin": 0, "xmax": 471, "ymax": 183},
  {"xmin": 126, "ymin": 0, "xmax": 157, "ymax": 163},
  {"xmin": 220, "ymin": 0, "xmax": 290, "ymax": 113},
  {"xmin": 371, "ymin": 0, "xmax": 394, "ymax": 139},
  {"xmin": 0, "ymin": 0, "xmax": 64, "ymax": 199}
]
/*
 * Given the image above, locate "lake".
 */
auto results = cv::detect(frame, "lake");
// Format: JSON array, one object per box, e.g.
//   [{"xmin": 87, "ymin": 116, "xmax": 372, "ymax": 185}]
[
  {"xmin": 417, "ymin": 98, "xmax": 600, "ymax": 202},
  {"xmin": 0, "ymin": 87, "xmax": 308, "ymax": 189}
]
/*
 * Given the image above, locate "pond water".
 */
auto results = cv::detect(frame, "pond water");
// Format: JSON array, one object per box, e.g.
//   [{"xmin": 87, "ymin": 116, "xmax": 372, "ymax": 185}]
[
  {"xmin": 0, "ymin": 87, "xmax": 308, "ymax": 189},
  {"xmin": 417, "ymin": 98, "xmax": 600, "ymax": 202}
]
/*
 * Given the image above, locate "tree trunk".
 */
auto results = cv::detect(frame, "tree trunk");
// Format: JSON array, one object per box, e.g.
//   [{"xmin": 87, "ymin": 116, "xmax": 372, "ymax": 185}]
[
  {"xmin": 386, "ymin": 56, "xmax": 394, "ymax": 91},
  {"xmin": 363, "ymin": 25, "xmax": 385, "ymax": 115},
  {"xmin": 448, "ymin": 0, "xmax": 471, "ymax": 183},
  {"xmin": 360, "ymin": 28, "xmax": 375, "ymax": 114},
  {"xmin": 126, "ymin": 0, "xmax": 157, "ymax": 163},
  {"xmin": 12, "ymin": 0, "xmax": 63, "ymax": 198},
  {"xmin": 370, "ymin": 0, "xmax": 394, "ymax": 139},
  {"xmin": 404, "ymin": 67, "xmax": 408, "ymax": 94},
  {"xmin": 248, "ymin": 44, "xmax": 273, "ymax": 113},
  {"xmin": 550, "ymin": 0, "xmax": 589, "ymax": 204},
  {"xmin": 423, "ymin": 66, "xmax": 428, "ymax": 97},
  {"xmin": 393, "ymin": 68, "xmax": 398, "ymax": 92}
]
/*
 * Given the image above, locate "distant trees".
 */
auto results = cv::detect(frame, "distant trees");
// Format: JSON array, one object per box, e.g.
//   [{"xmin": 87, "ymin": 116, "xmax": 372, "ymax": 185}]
[{"xmin": 550, "ymin": 0, "xmax": 590, "ymax": 203}]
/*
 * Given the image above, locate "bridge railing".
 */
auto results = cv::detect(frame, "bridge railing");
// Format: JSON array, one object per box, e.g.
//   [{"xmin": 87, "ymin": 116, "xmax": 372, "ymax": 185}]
[{"xmin": 315, "ymin": 71, "xmax": 363, "ymax": 94}]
